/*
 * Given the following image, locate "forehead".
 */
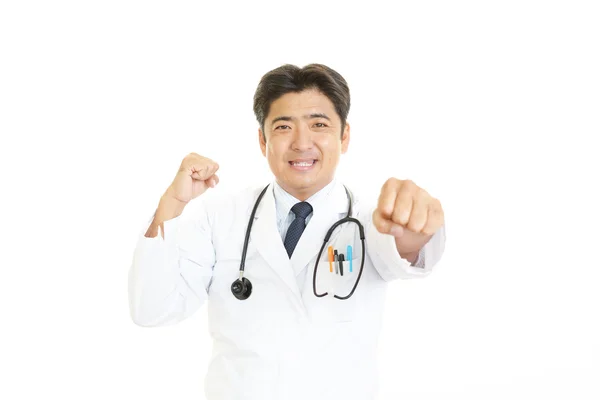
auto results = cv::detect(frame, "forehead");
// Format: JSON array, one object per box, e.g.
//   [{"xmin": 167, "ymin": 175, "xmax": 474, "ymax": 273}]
[{"xmin": 268, "ymin": 89, "xmax": 337, "ymax": 119}]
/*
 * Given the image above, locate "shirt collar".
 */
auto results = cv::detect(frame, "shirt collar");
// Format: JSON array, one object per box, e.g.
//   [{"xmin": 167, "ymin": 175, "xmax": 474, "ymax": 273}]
[{"xmin": 273, "ymin": 178, "xmax": 338, "ymax": 223}]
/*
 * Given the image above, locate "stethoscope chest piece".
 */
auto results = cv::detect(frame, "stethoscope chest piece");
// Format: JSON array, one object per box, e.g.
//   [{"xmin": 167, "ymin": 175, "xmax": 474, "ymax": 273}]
[{"xmin": 231, "ymin": 277, "xmax": 252, "ymax": 300}]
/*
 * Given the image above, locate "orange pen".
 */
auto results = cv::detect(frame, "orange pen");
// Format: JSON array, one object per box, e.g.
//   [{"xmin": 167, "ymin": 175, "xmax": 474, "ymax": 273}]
[{"xmin": 328, "ymin": 246, "xmax": 334, "ymax": 272}]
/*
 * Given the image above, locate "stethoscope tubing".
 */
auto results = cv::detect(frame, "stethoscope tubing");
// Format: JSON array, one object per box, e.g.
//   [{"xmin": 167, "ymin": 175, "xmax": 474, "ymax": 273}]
[{"xmin": 233, "ymin": 183, "xmax": 364, "ymax": 300}]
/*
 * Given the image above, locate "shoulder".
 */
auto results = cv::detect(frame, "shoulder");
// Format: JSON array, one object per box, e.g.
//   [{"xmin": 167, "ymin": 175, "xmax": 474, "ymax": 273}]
[
  {"xmin": 185, "ymin": 183, "xmax": 269, "ymax": 221},
  {"xmin": 339, "ymin": 182, "xmax": 377, "ymax": 219}
]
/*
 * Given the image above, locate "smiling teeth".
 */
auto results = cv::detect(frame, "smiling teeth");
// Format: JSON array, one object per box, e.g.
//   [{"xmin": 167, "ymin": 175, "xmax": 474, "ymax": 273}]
[{"xmin": 292, "ymin": 161, "xmax": 314, "ymax": 166}]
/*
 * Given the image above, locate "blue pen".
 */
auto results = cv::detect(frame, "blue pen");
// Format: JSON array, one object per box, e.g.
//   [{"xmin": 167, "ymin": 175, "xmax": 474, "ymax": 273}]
[{"xmin": 347, "ymin": 245, "xmax": 352, "ymax": 272}]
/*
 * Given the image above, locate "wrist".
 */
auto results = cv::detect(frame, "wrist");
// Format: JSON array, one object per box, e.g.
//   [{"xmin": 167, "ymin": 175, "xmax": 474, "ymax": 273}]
[
  {"xmin": 155, "ymin": 193, "xmax": 187, "ymax": 222},
  {"xmin": 400, "ymin": 251, "xmax": 419, "ymax": 264}
]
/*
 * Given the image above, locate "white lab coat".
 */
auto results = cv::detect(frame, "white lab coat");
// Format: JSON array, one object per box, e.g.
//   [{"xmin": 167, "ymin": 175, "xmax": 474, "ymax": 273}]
[{"xmin": 128, "ymin": 180, "xmax": 446, "ymax": 400}]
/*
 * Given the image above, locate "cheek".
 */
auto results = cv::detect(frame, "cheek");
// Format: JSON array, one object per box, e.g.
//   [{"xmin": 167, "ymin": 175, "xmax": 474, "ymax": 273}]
[
  {"xmin": 267, "ymin": 142, "xmax": 285, "ymax": 163},
  {"xmin": 318, "ymin": 137, "xmax": 341, "ymax": 159}
]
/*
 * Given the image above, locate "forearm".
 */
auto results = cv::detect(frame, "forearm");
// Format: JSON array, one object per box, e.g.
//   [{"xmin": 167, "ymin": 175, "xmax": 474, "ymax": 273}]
[
  {"xmin": 131, "ymin": 198, "xmax": 215, "ymax": 327},
  {"xmin": 367, "ymin": 215, "xmax": 445, "ymax": 281},
  {"xmin": 145, "ymin": 193, "xmax": 187, "ymax": 239},
  {"xmin": 129, "ymin": 223, "xmax": 184, "ymax": 326}
]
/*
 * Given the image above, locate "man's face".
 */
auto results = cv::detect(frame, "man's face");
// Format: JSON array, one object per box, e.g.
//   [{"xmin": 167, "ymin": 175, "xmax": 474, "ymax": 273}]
[{"xmin": 259, "ymin": 89, "xmax": 350, "ymax": 201}]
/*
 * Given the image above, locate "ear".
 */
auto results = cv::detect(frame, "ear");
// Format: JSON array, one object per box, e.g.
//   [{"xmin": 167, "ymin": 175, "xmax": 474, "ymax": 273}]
[
  {"xmin": 258, "ymin": 128, "xmax": 267, "ymax": 157},
  {"xmin": 341, "ymin": 122, "xmax": 350, "ymax": 154}
]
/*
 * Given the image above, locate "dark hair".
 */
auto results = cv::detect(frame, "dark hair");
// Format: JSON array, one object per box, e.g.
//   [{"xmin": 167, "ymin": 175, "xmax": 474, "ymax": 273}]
[{"xmin": 253, "ymin": 63, "xmax": 350, "ymax": 140}]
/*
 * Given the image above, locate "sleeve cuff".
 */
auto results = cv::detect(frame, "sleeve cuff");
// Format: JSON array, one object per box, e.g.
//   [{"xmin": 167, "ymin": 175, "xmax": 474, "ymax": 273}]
[
  {"xmin": 136, "ymin": 211, "xmax": 184, "ymax": 251},
  {"xmin": 410, "ymin": 246, "xmax": 426, "ymax": 268},
  {"xmin": 366, "ymin": 218, "xmax": 445, "ymax": 281}
]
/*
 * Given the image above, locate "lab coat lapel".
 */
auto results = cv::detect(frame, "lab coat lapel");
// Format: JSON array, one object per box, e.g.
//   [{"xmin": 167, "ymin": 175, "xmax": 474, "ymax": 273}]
[
  {"xmin": 290, "ymin": 182, "xmax": 349, "ymax": 277},
  {"xmin": 250, "ymin": 184, "xmax": 303, "ymax": 302}
]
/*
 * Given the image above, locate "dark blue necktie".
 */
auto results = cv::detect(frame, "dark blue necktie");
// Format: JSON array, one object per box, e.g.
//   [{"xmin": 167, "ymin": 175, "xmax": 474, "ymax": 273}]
[{"xmin": 284, "ymin": 201, "xmax": 313, "ymax": 258}]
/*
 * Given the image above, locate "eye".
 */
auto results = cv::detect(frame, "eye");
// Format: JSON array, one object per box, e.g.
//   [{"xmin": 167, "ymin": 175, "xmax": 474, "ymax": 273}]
[
  {"xmin": 314, "ymin": 123, "xmax": 328, "ymax": 128},
  {"xmin": 275, "ymin": 125, "xmax": 290, "ymax": 130}
]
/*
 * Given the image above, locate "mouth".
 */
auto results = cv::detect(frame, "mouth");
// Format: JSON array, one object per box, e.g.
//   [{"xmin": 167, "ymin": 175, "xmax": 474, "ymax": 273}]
[{"xmin": 288, "ymin": 159, "xmax": 318, "ymax": 171}]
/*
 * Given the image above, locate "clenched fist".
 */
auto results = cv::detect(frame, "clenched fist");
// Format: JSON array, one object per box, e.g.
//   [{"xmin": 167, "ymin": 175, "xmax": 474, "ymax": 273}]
[
  {"xmin": 147, "ymin": 153, "xmax": 220, "ymax": 238},
  {"xmin": 165, "ymin": 152, "xmax": 220, "ymax": 204},
  {"xmin": 372, "ymin": 178, "xmax": 444, "ymax": 258}
]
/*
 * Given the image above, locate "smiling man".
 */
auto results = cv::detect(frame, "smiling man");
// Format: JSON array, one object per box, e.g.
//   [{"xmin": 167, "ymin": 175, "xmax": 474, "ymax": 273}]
[{"xmin": 129, "ymin": 63, "xmax": 446, "ymax": 400}]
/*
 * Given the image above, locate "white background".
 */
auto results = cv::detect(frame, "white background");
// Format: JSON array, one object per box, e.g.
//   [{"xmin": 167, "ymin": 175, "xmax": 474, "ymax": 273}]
[{"xmin": 1, "ymin": 0, "xmax": 599, "ymax": 399}]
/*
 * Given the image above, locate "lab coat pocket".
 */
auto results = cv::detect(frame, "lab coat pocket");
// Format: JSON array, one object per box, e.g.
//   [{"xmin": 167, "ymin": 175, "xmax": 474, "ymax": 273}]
[
  {"xmin": 318, "ymin": 260, "xmax": 359, "ymax": 299},
  {"xmin": 309, "ymin": 260, "xmax": 360, "ymax": 323}
]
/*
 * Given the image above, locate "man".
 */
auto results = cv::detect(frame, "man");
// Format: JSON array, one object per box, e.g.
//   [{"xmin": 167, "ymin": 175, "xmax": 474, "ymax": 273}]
[{"xmin": 129, "ymin": 63, "xmax": 446, "ymax": 400}]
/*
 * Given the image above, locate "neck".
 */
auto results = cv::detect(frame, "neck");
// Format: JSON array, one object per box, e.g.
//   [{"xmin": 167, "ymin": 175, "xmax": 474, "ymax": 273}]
[{"xmin": 276, "ymin": 179, "xmax": 334, "ymax": 201}]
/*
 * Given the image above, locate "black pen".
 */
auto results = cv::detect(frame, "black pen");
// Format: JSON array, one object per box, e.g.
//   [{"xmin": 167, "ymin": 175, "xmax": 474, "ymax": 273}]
[{"xmin": 338, "ymin": 254, "xmax": 344, "ymax": 276}]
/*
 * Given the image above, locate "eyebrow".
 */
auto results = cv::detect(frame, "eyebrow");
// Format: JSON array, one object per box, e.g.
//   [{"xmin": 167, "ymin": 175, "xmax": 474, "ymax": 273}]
[{"xmin": 270, "ymin": 113, "xmax": 331, "ymax": 126}]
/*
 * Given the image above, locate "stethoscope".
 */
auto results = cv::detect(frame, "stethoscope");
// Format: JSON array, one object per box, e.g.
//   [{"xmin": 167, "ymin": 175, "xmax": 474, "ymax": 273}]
[{"xmin": 231, "ymin": 184, "xmax": 366, "ymax": 301}]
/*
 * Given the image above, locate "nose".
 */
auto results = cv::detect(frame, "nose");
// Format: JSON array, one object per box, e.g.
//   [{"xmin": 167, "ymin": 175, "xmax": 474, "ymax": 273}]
[{"xmin": 291, "ymin": 125, "xmax": 314, "ymax": 151}]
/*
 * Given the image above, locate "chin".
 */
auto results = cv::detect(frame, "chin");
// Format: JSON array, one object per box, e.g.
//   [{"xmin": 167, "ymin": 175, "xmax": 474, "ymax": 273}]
[
  {"xmin": 290, "ymin": 177, "xmax": 329, "ymax": 196},
  {"xmin": 283, "ymin": 181, "xmax": 309, "ymax": 192}
]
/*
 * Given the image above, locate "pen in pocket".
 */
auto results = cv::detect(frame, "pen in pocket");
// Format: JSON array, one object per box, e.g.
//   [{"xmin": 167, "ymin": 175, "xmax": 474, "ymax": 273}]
[
  {"xmin": 334, "ymin": 251, "xmax": 339, "ymax": 274},
  {"xmin": 347, "ymin": 245, "xmax": 352, "ymax": 272}
]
